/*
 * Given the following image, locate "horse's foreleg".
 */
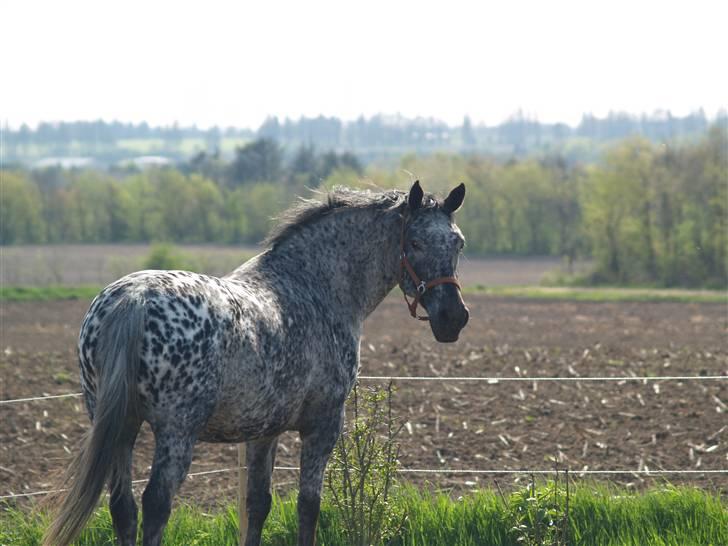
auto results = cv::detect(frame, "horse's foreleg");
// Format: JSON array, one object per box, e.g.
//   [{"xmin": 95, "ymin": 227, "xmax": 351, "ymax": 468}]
[
  {"xmin": 141, "ymin": 430, "xmax": 196, "ymax": 546},
  {"xmin": 243, "ymin": 436, "xmax": 279, "ymax": 546},
  {"xmin": 297, "ymin": 413, "xmax": 344, "ymax": 546}
]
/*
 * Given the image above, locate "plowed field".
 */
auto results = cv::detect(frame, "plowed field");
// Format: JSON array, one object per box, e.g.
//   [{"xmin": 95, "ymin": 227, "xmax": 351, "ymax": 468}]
[{"xmin": 1, "ymin": 294, "xmax": 726, "ymax": 507}]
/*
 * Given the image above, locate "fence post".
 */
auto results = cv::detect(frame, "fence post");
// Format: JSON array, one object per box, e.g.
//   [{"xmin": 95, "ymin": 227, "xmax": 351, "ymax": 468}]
[{"xmin": 238, "ymin": 442, "xmax": 248, "ymax": 545}]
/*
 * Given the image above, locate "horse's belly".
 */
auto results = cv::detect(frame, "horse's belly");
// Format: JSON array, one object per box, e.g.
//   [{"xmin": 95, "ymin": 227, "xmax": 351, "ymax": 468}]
[{"xmin": 199, "ymin": 392, "xmax": 303, "ymax": 443}]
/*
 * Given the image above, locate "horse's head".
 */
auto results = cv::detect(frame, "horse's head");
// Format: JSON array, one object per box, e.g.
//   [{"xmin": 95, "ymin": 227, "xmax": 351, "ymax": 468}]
[{"xmin": 399, "ymin": 181, "xmax": 469, "ymax": 343}]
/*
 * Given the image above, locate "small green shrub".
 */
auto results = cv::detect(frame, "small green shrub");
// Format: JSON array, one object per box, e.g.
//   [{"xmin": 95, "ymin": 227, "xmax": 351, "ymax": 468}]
[
  {"xmin": 497, "ymin": 475, "xmax": 570, "ymax": 546},
  {"xmin": 326, "ymin": 383, "xmax": 406, "ymax": 546},
  {"xmin": 141, "ymin": 243, "xmax": 198, "ymax": 271}
]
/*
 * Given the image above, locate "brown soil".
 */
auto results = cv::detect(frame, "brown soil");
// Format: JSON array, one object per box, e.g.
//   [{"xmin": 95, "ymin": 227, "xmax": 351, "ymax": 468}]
[{"xmin": 1, "ymin": 295, "xmax": 726, "ymax": 509}]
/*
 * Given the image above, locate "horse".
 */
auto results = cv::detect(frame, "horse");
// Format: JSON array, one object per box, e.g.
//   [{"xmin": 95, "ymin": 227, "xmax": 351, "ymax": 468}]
[{"xmin": 44, "ymin": 180, "xmax": 469, "ymax": 546}]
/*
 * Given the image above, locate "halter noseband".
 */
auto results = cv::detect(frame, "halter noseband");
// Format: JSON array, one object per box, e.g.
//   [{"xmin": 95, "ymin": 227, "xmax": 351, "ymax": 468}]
[{"xmin": 399, "ymin": 215, "xmax": 461, "ymax": 321}]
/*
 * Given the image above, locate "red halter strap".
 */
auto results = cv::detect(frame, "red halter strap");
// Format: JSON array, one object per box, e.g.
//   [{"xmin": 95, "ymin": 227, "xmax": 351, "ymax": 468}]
[{"xmin": 399, "ymin": 216, "xmax": 461, "ymax": 321}]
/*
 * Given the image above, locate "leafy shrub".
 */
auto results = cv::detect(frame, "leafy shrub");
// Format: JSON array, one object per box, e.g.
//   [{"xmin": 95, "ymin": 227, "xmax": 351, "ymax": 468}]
[
  {"xmin": 326, "ymin": 383, "xmax": 406, "ymax": 546},
  {"xmin": 142, "ymin": 243, "xmax": 197, "ymax": 271}
]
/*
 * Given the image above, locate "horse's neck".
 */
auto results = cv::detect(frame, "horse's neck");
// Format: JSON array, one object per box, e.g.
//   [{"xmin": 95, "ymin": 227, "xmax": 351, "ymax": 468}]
[{"xmin": 259, "ymin": 208, "xmax": 402, "ymax": 325}]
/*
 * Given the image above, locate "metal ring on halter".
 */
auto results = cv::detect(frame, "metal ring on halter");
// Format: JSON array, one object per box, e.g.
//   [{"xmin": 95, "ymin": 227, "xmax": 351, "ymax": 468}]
[{"xmin": 417, "ymin": 281, "xmax": 427, "ymax": 295}]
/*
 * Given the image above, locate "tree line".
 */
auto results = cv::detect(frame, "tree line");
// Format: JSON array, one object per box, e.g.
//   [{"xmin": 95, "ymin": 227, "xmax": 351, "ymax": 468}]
[
  {"xmin": 5, "ymin": 110, "xmax": 726, "ymax": 166},
  {"xmin": 2, "ymin": 129, "xmax": 725, "ymax": 287}
]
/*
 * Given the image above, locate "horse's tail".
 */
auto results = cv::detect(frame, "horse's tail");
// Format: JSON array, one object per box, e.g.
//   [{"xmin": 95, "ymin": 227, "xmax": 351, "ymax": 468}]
[{"xmin": 43, "ymin": 296, "xmax": 144, "ymax": 546}]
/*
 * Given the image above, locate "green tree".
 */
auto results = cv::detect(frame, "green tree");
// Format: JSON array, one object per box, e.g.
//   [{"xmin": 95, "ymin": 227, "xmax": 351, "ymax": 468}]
[
  {"xmin": 0, "ymin": 171, "xmax": 45, "ymax": 243},
  {"xmin": 241, "ymin": 182, "xmax": 286, "ymax": 242},
  {"xmin": 190, "ymin": 174, "xmax": 225, "ymax": 241},
  {"xmin": 125, "ymin": 172, "xmax": 165, "ymax": 241},
  {"xmin": 583, "ymin": 144, "xmax": 646, "ymax": 283},
  {"xmin": 228, "ymin": 138, "xmax": 282, "ymax": 185},
  {"xmin": 155, "ymin": 170, "xmax": 218, "ymax": 242}
]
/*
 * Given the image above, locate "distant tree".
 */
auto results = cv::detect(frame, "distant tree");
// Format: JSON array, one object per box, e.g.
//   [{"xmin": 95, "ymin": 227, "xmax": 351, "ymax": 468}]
[
  {"xmin": 289, "ymin": 145, "xmax": 319, "ymax": 186},
  {"xmin": 205, "ymin": 126, "xmax": 222, "ymax": 152},
  {"xmin": 125, "ymin": 173, "xmax": 164, "ymax": 241},
  {"xmin": 228, "ymin": 138, "xmax": 283, "ymax": 185},
  {"xmin": 542, "ymin": 156, "xmax": 584, "ymax": 270},
  {"xmin": 106, "ymin": 181, "xmax": 134, "ymax": 241},
  {"xmin": 185, "ymin": 150, "xmax": 226, "ymax": 184},
  {"xmin": 168, "ymin": 121, "xmax": 183, "ymax": 151},
  {"xmin": 190, "ymin": 174, "xmax": 225, "ymax": 241},
  {"xmin": 232, "ymin": 182, "xmax": 286, "ymax": 242},
  {"xmin": 286, "ymin": 146, "xmax": 363, "ymax": 190},
  {"xmin": 0, "ymin": 171, "xmax": 46, "ymax": 243},
  {"xmin": 258, "ymin": 116, "xmax": 281, "ymax": 140},
  {"xmin": 461, "ymin": 115, "xmax": 477, "ymax": 149},
  {"xmin": 65, "ymin": 172, "xmax": 133, "ymax": 242},
  {"xmin": 319, "ymin": 151, "xmax": 362, "ymax": 179},
  {"xmin": 17, "ymin": 124, "xmax": 32, "ymax": 154}
]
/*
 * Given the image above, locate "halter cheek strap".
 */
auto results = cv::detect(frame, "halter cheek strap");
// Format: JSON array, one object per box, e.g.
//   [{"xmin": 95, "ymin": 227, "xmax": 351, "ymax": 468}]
[{"xmin": 399, "ymin": 217, "xmax": 461, "ymax": 321}]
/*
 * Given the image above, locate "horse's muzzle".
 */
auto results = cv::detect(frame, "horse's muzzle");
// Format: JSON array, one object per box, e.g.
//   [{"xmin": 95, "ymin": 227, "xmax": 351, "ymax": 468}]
[{"xmin": 430, "ymin": 303, "xmax": 469, "ymax": 343}]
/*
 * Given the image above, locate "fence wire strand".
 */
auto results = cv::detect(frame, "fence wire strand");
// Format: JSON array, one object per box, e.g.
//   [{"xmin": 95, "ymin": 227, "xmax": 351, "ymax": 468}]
[
  {"xmin": 2, "ymin": 466, "xmax": 726, "ymax": 500},
  {"xmin": 1, "ymin": 375, "xmax": 726, "ymax": 405},
  {"xmin": 0, "ymin": 393, "xmax": 82, "ymax": 405},
  {"xmin": 2, "ymin": 374, "xmax": 726, "ymax": 501}
]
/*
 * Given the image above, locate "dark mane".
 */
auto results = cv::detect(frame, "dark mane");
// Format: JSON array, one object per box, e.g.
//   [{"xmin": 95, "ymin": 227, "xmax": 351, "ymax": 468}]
[{"xmin": 264, "ymin": 186, "xmax": 439, "ymax": 248}]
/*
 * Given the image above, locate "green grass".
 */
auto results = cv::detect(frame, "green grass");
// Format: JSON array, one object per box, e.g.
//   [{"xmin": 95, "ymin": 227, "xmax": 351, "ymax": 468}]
[
  {"xmin": 467, "ymin": 285, "xmax": 728, "ymax": 304},
  {"xmin": 0, "ymin": 285, "xmax": 103, "ymax": 302},
  {"xmin": 1, "ymin": 485, "xmax": 726, "ymax": 545},
  {"xmin": 2, "ymin": 283, "xmax": 726, "ymax": 304},
  {"xmin": 0, "ymin": 280, "xmax": 728, "ymax": 304}
]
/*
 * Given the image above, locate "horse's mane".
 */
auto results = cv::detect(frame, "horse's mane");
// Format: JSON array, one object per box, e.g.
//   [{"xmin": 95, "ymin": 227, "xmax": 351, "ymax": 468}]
[{"xmin": 264, "ymin": 186, "xmax": 439, "ymax": 248}]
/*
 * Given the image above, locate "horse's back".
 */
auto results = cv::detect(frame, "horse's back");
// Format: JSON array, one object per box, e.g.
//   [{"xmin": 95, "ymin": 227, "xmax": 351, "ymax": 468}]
[
  {"xmin": 78, "ymin": 263, "xmax": 359, "ymax": 443},
  {"xmin": 79, "ymin": 270, "xmax": 248, "ymax": 421},
  {"xmin": 79, "ymin": 268, "xmax": 321, "ymax": 439}
]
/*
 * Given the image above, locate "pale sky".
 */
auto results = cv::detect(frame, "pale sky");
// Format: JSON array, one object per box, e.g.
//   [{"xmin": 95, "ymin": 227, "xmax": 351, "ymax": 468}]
[{"xmin": 2, "ymin": 0, "xmax": 726, "ymax": 130}]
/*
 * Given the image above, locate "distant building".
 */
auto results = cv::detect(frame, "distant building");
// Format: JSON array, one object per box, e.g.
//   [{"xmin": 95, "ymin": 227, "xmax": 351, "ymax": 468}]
[
  {"xmin": 34, "ymin": 157, "xmax": 95, "ymax": 169},
  {"xmin": 127, "ymin": 156, "xmax": 172, "ymax": 168}
]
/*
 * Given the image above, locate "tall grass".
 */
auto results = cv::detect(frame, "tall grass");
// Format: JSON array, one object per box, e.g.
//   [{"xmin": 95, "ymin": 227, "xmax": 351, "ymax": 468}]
[{"xmin": 2, "ymin": 485, "xmax": 726, "ymax": 545}]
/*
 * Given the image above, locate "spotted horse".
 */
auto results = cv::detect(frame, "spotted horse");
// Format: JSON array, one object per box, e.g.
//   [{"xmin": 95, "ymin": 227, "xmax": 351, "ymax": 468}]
[{"xmin": 44, "ymin": 181, "xmax": 469, "ymax": 546}]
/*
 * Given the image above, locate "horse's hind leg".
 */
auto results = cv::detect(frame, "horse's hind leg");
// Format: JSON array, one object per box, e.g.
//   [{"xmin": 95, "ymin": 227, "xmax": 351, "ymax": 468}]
[
  {"xmin": 109, "ymin": 421, "xmax": 141, "ymax": 546},
  {"xmin": 244, "ymin": 436, "xmax": 279, "ymax": 546},
  {"xmin": 141, "ymin": 429, "xmax": 196, "ymax": 546}
]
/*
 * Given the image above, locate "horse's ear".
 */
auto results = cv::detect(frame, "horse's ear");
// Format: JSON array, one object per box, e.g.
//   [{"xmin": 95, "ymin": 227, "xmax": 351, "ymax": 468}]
[
  {"xmin": 443, "ymin": 183, "xmax": 465, "ymax": 214},
  {"xmin": 408, "ymin": 180, "xmax": 424, "ymax": 211}
]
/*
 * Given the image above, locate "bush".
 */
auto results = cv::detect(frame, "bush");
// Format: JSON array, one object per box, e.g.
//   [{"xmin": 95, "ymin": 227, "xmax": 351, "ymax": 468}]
[
  {"xmin": 141, "ymin": 243, "xmax": 198, "ymax": 271},
  {"xmin": 326, "ymin": 383, "xmax": 406, "ymax": 546}
]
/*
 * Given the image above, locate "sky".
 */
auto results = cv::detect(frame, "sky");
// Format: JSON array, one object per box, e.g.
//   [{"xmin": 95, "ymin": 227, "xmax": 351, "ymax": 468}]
[{"xmin": 2, "ymin": 0, "xmax": 727, "ymax": 130}]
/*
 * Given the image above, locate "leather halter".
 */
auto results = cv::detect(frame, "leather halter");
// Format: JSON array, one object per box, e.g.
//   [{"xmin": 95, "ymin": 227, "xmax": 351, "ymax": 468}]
[{"xmin": 399, "ymin": 215, "xmax": 461, "ymax": 321}]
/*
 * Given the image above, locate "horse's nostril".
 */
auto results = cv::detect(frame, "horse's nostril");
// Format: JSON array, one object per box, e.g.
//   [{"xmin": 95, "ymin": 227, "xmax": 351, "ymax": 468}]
[{"xmin": 462, "ymin": 307, "xmax": 470, "ymax": 327}]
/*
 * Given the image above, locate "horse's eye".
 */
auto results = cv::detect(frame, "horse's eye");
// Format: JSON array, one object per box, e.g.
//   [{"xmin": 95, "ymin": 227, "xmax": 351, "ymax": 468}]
[{"xmin": 411, "ymin": 240, "xmax": 422, "ymax": 250}]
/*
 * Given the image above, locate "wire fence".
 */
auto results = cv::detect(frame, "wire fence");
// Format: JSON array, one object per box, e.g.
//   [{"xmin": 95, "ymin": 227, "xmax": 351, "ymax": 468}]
[
  {"xmin": 2, "ymin": 466, "xmax": 727, "ymax": 501},
  {"xmin": 2, "ymin": 374, "xmax": 726, "ymax": 406},
  {"xmin": 2, "ymin": 374, "xmax": 726, "ymax": 501}
]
